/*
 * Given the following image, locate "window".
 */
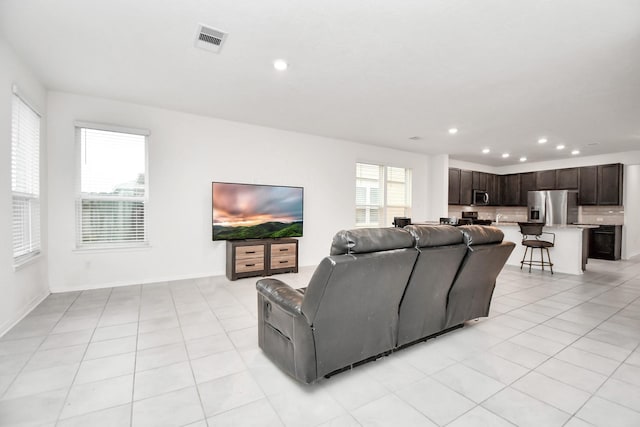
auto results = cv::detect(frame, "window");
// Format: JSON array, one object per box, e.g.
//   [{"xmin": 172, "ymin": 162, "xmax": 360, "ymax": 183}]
[
  {"xmin": 11, "ymin": 91, "xmax": 41, "ymax": 265},
  {"xmin": 77, "ymin": 125, "xmax": 148, "ymax": 248},
  {"xmin": 355, "ymin": 162, "xmax": 412, "ymax": 227}
]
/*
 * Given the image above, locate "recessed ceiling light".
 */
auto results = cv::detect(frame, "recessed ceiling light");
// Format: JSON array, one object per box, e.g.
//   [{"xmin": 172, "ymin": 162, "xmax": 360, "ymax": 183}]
[
  {"xmin": 482, "ymin": 148, "xmax": 490, "ymax": 154},
  {"xmin": 538, "ymin": 138, "xmax": 547, "ymax": 144},
  {"xmin": 571, "ymin": 150, "xmax": 580, "ymax": 155},
  {"xmin": 520, "ymin": 157, "xmax": 527, "ymax": 162},
  {"xmin": 502, "ymin": 153, "xmax": 510, "ymax": 158},
  {"xmin": 556, "ymin": 145, "xmax": 565, "ymax": 150},
  {"xmin": 273, "ymin": 59, "xmax": 288, "ymax": 71},
  {"xmin": 448, "ymin": 128, "xmax": 458, "ymax": 135}
]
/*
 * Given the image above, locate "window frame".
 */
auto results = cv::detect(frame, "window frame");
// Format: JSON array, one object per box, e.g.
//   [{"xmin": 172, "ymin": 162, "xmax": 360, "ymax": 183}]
[
  {"xmin": 355, "ymin": 162, "xmax": 412, "ymax": 228},
  {"xmin": 11, "ymin": 86, "xmax": 42, "ymax": 268},
  {"xmin": 75, "ymin": 122, "xmax": 150, "ymax": 250}
]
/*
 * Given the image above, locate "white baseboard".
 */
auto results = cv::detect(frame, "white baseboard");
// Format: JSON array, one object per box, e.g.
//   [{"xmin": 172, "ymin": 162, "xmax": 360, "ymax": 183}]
[
  {"xmin": 0, "ymin": 291, "xmax": 50, "ymax": 338},
  {"xmin": 48, "ymin": 271, "xmax": 224, "ymax": 293}
]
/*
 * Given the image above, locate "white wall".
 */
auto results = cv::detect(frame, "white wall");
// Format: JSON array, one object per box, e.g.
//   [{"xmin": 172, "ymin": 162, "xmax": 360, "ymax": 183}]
[
  {"xmin": 46, "ymin": 92, "xmax": 439, "ymax": 291},
  {"xmin": 0, "ymin": 38, "xmax": 49, "ymax": 336},
  {"xmin": 623, "ymin": 165, "xmax": 640, "ymax": 259},
  {"xmin": 425, "ymin": 154, "xmax": 450, "ymax": 220}
]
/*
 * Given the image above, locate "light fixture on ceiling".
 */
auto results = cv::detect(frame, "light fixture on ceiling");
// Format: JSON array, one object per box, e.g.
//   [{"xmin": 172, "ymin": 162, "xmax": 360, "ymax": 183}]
[
  {"xmin": 556, "ymin": 145, "xmax": 565, "ymax": 150},
  {"xmin": 273, "ymin": 59, "xmax": 288, "ymax": 71},
  {"xmin": 448, "ymin": 128, "xmax": 458, "ymax": 135},
  {"xmin": 538, "ymin": 138, "xmax": 548, "ymax": 144},
  {"xmin": 571, "ymin": 150, "xmax": 580, "ymax": 155},
  {"xmin": 482, "ymin": 148, "xmax": 490, "ymax": 154},
  {"xmin": 502, "ymin": 153, "xmax": 510, "ymax": 158},
  {"xmin": 520, "ymin": 157, "xmax": 527, "ymax": 162}
]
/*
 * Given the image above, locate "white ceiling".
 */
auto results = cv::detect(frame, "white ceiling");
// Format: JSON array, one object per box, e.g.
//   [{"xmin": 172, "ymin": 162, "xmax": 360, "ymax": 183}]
[{"xmin": 1, "ymin": 0, "xmax": 639, "ymax": 166}]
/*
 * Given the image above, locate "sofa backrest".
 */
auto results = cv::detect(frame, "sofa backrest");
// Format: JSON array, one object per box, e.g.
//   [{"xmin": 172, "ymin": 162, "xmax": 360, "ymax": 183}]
[
  {"xmin": 397, "ymin": 225, "xmax": 467, "ymax": 346},
  {"xmin": 301, "ymin": 227, "xmax": 418, "ymax": 378},
  {"xmin": 445, "ymin": 225, "xmax": 515, "ymax": 328}
]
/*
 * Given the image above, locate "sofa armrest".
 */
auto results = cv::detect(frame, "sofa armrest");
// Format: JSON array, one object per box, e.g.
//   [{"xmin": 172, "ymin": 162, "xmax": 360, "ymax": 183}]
[{"xmin": 256, "ymin": 278, "xmax": 304, "ymax": 317}]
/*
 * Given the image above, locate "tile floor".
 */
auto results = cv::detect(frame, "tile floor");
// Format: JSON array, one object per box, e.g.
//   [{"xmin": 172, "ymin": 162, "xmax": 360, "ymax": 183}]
[{"xmin": 1, "ymin": 257, "xmax": 640, "ymax": 426}]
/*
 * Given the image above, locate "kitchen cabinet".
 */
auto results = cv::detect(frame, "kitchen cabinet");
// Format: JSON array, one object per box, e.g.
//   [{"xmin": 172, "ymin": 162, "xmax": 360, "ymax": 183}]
[
  {"xmin": 472, "ymin": 171, "xmax": 487, "ymax": 191},
  {"xmin": 487, "ymin": 173, "xmax": 501, "ymax": 206},
  {"xmin": 460, "ymin": 169, "xmax": 473, "ymax": 205},
  {"xmin": 519, "ymin": 172, "xmax": 536, "ymax": 206},
  {"xmin": 597, "ymin": 164, "xmax": 623, "ymax": 205},
  {"xmin": 536, "ymin": 170, "xmax": 556, "ymax": 190},
  {"xmin": 589, "ymin": 225, "xmax": 622, "ymax": 260},
  {"xmin": 556, "ymin": 168, "xmax": 579, "ymax": 190},
  {"xmin": 579, "ymin": 166, "xmax": 598, "ymax": 205},
  {"xmin": 501, "ymin": 174, "xmax": 520, "ymax": 206},
  {"xmin": 448, "ymin": 168, "xmax": 460, "ymax": 205},
  {"xmin": 448, "ymin": 163, "xmax": 621, "ymax": 207}
]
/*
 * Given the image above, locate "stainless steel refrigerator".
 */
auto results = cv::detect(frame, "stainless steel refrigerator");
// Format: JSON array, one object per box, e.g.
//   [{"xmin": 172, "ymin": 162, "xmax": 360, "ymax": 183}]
[{"xmin": 527, "ymin": 190, "xmax": 578, "ymax": 225}]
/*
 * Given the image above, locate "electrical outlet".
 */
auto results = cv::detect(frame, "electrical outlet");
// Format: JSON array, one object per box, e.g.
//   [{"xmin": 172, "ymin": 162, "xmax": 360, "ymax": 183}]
[{"xmin": 596, "ymin": 217, "xmax": 603, "ymax": 222}]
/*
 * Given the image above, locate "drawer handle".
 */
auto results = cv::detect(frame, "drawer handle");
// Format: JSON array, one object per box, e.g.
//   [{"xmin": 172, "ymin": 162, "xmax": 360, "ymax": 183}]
[
  {"xmin": 279, "ymin": 248, "xmax": 288, "ymax": 252},
  {"xmin": 246, "ymin": 263, "xmax": 255, "ymax": 267},
  {"xmin": 245, "ymin": 251, "xmax": 256, "ymax": 254},
  {"xmin": 279, "ymin": 260, "xmax": 288, "ymax": 264}
]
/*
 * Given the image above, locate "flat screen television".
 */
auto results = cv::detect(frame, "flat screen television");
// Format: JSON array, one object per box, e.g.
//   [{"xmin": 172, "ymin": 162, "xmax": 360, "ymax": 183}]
[{"xmin": 212, "ymin": 182, "xmax": 304, "ymax": 241}]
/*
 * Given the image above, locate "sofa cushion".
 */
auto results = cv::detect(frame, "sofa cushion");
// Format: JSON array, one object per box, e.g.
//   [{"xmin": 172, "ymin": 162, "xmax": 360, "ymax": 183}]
[
  {"xmin": 330, "ymin": 228, "xmax": 414, "ymax": 255},
  {"xmin": 458, "ymin": 225, "xmax": 504, "ymax": 246},
  {"xmin": 404, "ymin": 225, "xmax": 463, "ymax": 248}
]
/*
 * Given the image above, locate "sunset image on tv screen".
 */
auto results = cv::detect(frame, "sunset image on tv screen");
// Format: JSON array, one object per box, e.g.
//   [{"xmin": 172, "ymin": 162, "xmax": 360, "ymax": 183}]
[{"xmin": 212, "ymin": 182, "xmax": 303, "ymax": 240}]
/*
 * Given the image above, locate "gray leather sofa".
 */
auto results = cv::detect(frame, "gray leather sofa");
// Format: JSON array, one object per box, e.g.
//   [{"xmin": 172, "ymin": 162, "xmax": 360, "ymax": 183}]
[{"xmin": 256, "ymin": 225, "xmax": 515, "ymax": 383}]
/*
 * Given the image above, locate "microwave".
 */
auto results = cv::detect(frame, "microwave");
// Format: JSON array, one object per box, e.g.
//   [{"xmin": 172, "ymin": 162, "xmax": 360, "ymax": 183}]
[{"xmin": 472, "ymin": 190, "xmax": 489, "ymax": 206}]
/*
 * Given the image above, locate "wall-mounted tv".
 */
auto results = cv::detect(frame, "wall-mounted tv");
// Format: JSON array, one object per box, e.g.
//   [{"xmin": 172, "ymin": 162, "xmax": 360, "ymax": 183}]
[{"xmin": 212, "ymin": 182, "xmax": 304, "ymax": 241}]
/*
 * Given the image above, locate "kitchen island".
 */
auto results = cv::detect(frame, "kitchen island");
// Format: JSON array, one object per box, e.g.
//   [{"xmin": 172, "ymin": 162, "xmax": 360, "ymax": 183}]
[{"xmin": 494, "ymin": 223, "xmax": 598, "ymax": 275}]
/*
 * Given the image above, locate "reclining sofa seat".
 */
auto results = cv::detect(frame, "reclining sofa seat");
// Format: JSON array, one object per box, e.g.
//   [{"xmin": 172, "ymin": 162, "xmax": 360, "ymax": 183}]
[
  {"xmin": 445, "ymin": 225, "xmax": 516, "ymax": 328},
  {"xmin": 256, "ymin": 228, "xmax": 417, "ymax": 383},
  {"xmin": 397, "ymin": 225, "xmax": 467, "ymax": 347}
]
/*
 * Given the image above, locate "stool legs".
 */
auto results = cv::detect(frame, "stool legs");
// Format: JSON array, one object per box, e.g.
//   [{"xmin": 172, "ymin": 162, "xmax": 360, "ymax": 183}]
[
  {"xmin": 546, "ymin": 247, "xmax": 554, "ymax": 274},
  {"xmin": 520, "ymin": 245, "xmax": 553, "ymax": 274}
]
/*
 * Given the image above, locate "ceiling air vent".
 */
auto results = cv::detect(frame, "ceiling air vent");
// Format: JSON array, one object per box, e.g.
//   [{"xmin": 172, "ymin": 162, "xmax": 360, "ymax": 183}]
[{"xmin": 195, "ymin": 24, "xmax": 227, "ymax": 53}]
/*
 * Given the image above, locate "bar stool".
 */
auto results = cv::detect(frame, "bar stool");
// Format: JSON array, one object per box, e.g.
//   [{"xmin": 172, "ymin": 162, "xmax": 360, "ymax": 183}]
[
  {"xmin": 392, "ymin": 217, "xmax": 411, "ymax": 228},
  {"xmin": 517, "ymin": 222, "xmax": 555, "ymax": 274}
]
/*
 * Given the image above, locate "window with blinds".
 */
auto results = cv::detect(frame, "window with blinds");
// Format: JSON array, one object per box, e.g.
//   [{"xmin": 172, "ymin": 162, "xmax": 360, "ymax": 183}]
[
  {"xmin": 11, "ymin": 92, "xmax": 41, "ymax": 265},
  {"xmin": 355, "ymin": 162, "xmax": 412, "ymax": 227},
  {"xmin": 77, "ymin": 126, "xmax": 148, "ymax": 248}
]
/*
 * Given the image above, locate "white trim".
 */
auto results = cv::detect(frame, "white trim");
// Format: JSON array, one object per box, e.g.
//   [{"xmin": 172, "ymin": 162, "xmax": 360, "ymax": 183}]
[
  {"xmin": 0, "ymin": 291, "xmax": 50, "ymax": 338},
  {"xmin": 74, "ymin": 120, "xmax": 150, "ymax": 136},
  {"xmin": 12, "ymin": 84, "xmax": 42, "ymax": 117},
  {"xmin": 73, "ymin": 242, "xmax": 151, "ymax": 253},
  {"xmin": 13, "ymin": 252, "xmax": 43, "ymax": 271}
]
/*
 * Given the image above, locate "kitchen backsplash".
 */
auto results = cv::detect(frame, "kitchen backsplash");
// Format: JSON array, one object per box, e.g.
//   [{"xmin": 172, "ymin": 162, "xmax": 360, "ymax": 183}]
[
  {"xmin": 447, "ymin": 205, "xmax": 624, "ymax": 225},
  {"xmin": 579, "ymin": 206, "xmax": 624, "ymax": 225},
  {"xmin": 447, "ymin": 206, "xmax": 528, "ymax": 223}
]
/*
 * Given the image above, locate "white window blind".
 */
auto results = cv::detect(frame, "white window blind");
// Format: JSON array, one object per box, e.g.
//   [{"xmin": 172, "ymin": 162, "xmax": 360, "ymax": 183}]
[
  {"xmin": 355, "ymin": 162, "xmax": 412, "ymax": 227},
  {"xmin": 11, "ymin": 92, "xmax": 41, "ymax": 265},
  {"xmin": 77, "ymin": 127, "xmax": 148, "ymax": 248}
]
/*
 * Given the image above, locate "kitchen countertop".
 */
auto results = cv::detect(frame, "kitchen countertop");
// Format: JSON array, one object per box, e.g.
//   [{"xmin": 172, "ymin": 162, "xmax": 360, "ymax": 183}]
[{"xmin": 494, "ymin": 223, "xmax": 600, "ymax": 229}]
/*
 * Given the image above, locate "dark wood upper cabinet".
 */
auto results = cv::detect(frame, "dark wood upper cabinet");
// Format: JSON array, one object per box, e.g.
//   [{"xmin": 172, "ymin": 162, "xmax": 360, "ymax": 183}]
[
  {"xmin": 460, "ymin": 170, "xmax": 473, "ymax": 205},
  {"xmin": 448, "ymin": 168, "xmax": 461, "ymax": 205},
  {"xmin": 487, "ymin": 173, "xmax": 501, "ymax": 206},
  {"xmin": 520, "ymin": 172, "xmax": 537, "ymax": 206},
  {"xmin": 536, "ymin": 170, "xmax": 556, "ymax": 190},
  {"xmin": 597, "ymin": 164, "xmax": 623, "ymax": 205},
  {"xmin": 448, "ymin": 163, "xmax": 621, "ymax": 207},
  {"xmin": 472, "ymin": 171, "xmax": 487, "ymax": 191},
  {"xmin": 579, "ymin": 166, "xmax": 598, "ymax": 205},
  {"xmin": 556, "ymin": 168, "xmax": 579, "ymax": 190},
  {"xmin": 501, "ymin": 174, "xmax": 521, "ymax": 206}
]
